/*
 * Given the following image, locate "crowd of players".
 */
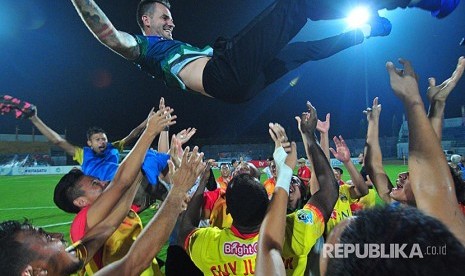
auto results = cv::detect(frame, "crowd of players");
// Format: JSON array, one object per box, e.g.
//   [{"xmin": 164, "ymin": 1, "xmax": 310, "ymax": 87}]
[
  {"xmin": 1, "ymin": 56, "xmax": 465, "ymax": 275},
  {"xmin": 1, "ymin": 0, "xmax": 465, "ymax": 275}
]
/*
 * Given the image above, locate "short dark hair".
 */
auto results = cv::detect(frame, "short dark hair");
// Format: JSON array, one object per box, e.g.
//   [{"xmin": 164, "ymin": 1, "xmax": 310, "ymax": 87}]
[
  {"xmin": 326, "ymin": 206, "xmax": 465, "ymax": 275},
  {"xmin": 54, "ymin": 169, "xmax": 85, "ymax": 213},
  {"xmin": 333, "ymin": 166, "xmax": 343, "ymax": 175},
  {"xmin": 450, "ymin": 164, "xmax": 465, "ymax": 204},
  {"xmin": 136, "ymin": 0, "xmax": 171, "ymax": 30},
  {"xmin": 0, "ymin": 220, "xmax": 37, "ymax": 274},
  {"xmin": 86, "ymin": 126, "xmax": 106, "ymax": 141},
  {"xmin": 226, "ymin": 174, "xmax": 268, "ymax": 227}
]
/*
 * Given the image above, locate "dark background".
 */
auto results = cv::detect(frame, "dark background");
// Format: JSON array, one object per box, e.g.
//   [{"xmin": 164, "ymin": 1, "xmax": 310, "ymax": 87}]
[{"xmin": 1, "ymin": 0, "xmax": 464, "ymax": 146}]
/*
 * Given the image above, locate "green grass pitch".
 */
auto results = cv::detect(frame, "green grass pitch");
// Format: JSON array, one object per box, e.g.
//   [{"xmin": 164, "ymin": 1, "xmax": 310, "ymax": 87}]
[{"xmin": 0, "ymin": 162, "xmax": 408, "ymax": 264}]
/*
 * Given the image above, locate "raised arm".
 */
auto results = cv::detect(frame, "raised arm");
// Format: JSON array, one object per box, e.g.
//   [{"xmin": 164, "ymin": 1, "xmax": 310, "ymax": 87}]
[
  {"xmin": 70, "ymin": 172, "xmax": 145, "ymax": 265},
  {"xmin": 71, "ymin": 0, "xmax": 140, "ymax": 60},
  {"xmin": 426, "ymin": 56, "xmax": 464, "ymax": 141},
  {"xmin": 299, "ymin": 102, "xmax": 338, "ymax": 222},
  {"xmin": 364, "ymin": 97, "xmax": 394, "ymax": 204},
  {"xmin": 29, "ymin": 107, "xmax": 77, "ymax": 157},
  {"xmin": 317, "ymin": 113, "xmax": 331, "ymax": 161},
  {"xmin": 296, "ymin": 113, "xmax": 330, "ymax": 196},
  {"xmin": 95, "ymin": 147, "xmax": 206, "ymax": 276},
  {"xmin": 256, "ymin": 123, "xmax": 296, "ymax": 276},
  {"xmin": 176, "ymin": 158, "xmax": 212, "ymax": 246},
  {"xmin": 86, "ymin": 107, "xmax": 176, "ymax": 228},
  {"xmin": 386, "ymin": 58, "xmax": 465, "ymax": 245},
  {"xmin": 120, "ymin": 108, "xmax": 154, "ymax": 146},
  {"xmin": 330, "ymin": 135, "xmax": 368, "ymax": 199},
  {"xmin": 157, "ymin": 98, "xmax": 170, "ymax": 153}
]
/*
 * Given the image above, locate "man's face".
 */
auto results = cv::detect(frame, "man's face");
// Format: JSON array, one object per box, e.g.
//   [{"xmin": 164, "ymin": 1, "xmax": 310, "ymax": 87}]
[
  {"xmin": 390, "ymin": 171, "xmax": 415, "ymax": 204},
  {"xmin": 288, "ymin": 179, "xmax": 302, "ymax": 211},
  {"xmin": 270, "ymin": 161, "xmax": 277, "ymax": 177},
  {"xmin": 145, "ymin": 2, "xmax": 175, "ymax": 39},
  {"xmin": 333, "ymin": 169, "xmax": 342, "ymax": 181},
  {"xmin": 18, "ymin": 228, "xmax": 82, "ymax": 275},
  {"xmin": 232, "ymin": 162, "xmax": 260, "ymax": 180},
  {"xmin": 87, "ymin": 132, "xmax": 108, "ymax": 154},
  {"xmin": 358, "ymin": 153, "xmax": 364, "ymax": 165},
  {"xmin": 220, "ymin": 164, "xmax": 231, "ymax": 178},
  {"xmin": 76, "ymin": 176, "xmax": 109, "ymax": 206}
]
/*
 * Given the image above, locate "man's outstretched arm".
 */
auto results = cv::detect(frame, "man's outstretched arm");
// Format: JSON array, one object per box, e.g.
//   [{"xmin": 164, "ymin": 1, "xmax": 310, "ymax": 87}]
[
  {"xmin": 29, "ymin": 107, "xmax": 77, "ymax": 157},
  {"xmin": 86, "ymin": 107, "xmax": 176, "ymax": 228},
  {"xmin": 386, "ymin": 58, "xmax": 465, "ymax": 246},
  {"xmin": 120, "ymin": 108, "xmax": 154, "ymax": 146},
  {"xmin": 299, "ymin": 102, "xmax": 338, "ymax": 222},
  {"xmin": 330, "ymin": 135, "xmax": 368, "ymax": 199},
  {"xmin": 94, "ymin": 147, "xmax": 206, "ymax": 276},
  {"xmin": 364, "ymin": 97, "xmax": 394, "ymax": 204},
  {"xmin": 256, "ymin": 123, "xmax": 296, "ymax": 276},
  {"xmin": 426, "ymin": 56, "xmax": 464, "ymax": 141},
  {"xmin": 71, "ymin": 0, "xmax": 140, "ymax": 60},
  {"xmin": 176, "ymin": 158, "xmax": 212, "ymax": 247}
]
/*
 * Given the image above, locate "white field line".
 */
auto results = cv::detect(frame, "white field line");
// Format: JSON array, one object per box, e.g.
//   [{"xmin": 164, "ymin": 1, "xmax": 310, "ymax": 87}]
[
  {"xmin": 0, "ymin": 206, "xmax": 57, "ymax": 211},
  {"xmin": 40, "ymin": 221, "xmax": 72, "ymax": 228}
]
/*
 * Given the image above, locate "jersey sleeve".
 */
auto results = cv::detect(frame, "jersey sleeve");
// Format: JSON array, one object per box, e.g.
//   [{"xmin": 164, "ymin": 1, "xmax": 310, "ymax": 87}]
[
  {"xmin": 185, "ymin": 228, "xmax": 211, "ymax": 267},
  {"xmin": 283, "ymin": 203, "xmax": 325, "ymax": 257},
  {"xmin": 70, "ymin": 207, "xmax": 89, "ymax": 242},
  {"xmin": 341, "ymin": 184, "xmax": 360, "ymax": 204},
  {"xmin": 72, "ymin": 147, "xmax": 84, "ymax": 165},
  {"xmin": 203, "ymin": 189, "xmax": 221, "ymax": 211},
  {"xmin": 111, "ymin": 140, "xmax": 125, "ymax": 153}
]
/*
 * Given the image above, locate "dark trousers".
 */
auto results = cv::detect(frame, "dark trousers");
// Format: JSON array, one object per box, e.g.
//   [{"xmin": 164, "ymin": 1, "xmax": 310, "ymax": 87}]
[
  {"xmin": 202, "ymin": 0, "xmax": 409, "ymax": 103},
  {"xmin": 165, "ymin": 245, "xmax": 203, "ymax": 276}
]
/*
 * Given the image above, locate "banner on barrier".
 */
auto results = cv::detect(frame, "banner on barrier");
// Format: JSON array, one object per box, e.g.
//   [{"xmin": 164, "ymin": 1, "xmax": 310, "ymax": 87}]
[{"xmin": 0, "ymin": 166, "xmax": 80, "ymax": 176}]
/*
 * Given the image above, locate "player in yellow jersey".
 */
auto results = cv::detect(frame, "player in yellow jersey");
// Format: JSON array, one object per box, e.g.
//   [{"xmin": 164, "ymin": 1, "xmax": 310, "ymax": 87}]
[
  {"xmin": 178, "ymin": 102, "xmax": 339, "ymax": 275},
  {"xmin": 0, "ymin": 144, "xmax": 206, "ymax": 276}
]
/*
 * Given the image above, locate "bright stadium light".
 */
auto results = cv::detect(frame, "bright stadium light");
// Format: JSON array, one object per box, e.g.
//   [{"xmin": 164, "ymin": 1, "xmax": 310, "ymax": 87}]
[{"xmin": 346, "ymin": 6, "xmax": 371, "ymax": 29}]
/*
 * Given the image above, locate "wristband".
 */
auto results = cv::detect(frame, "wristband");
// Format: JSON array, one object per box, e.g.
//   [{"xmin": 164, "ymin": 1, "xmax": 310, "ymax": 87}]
[{"xmin": 273, "ymin": 146, "xmax": 293, "ymax": 195}]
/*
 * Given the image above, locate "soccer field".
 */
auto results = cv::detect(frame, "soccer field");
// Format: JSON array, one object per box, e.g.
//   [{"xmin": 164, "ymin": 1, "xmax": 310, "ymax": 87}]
[
  {"xmin": 0, "ymin": 163, "xmax": 408, "ymax": 264},
  {"xmin": 0, "ymin": 163, "xmax": 408, "ymax": 229}
]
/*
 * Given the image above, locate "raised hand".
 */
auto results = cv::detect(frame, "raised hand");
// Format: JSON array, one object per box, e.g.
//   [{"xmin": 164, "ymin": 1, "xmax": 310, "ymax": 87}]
[
  {"xmin": 168, "ymin": 146, "xmax": 206, "ymax": 193},
  {"xmin": 169, "ymin": 134, "xmax": 183, "ymax": 169},
  {"xmin": 268, "ymin": 122, "xmax": 291, "ymax": 153},
  {"xmin": 316, "ymin": 113, "xmax": 330, "ymax": 134},
  {"xmin": 386, "ymin": 58, "xmax": 421, "ymax": 102},
  {"xmin": 427, "ymin": 56, "xmax": 464, "ymax": 103},
  {"xmin": 176, "ymin": 127, "xmax": 197, "ymax": 144},
  {"xmin": 363, "ymin": 97, "xmax": 382, "ymax": 122},
  {"xmin": 299, "ymin": 101, "xmax": 318, "ymax": 135},
  {"xmin": 146, "ymin": 107, "xmax": 177, "ymax": 136},
  {"xmin": 159, "ymin": 97, "xmax": 165, "ymax": 110},
  {"xmin": 329, "ymin": 135, "xmax": 351, "ymax": 163},
  {"xmin": 268, "ymin": 123, "xmax": 297, "ymax": 184}
]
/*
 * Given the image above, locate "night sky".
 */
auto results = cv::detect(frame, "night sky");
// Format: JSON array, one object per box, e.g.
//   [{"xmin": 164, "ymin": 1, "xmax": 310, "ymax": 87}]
[{"xmin": 1, "ymin": 0, "xmax": 464, "ymax": 147}]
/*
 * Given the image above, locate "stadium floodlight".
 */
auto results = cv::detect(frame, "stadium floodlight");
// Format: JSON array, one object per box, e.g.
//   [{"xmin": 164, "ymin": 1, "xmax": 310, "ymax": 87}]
[{"xmin": 345, "ymin": 6, "xmax": 371, "ymax": 29}]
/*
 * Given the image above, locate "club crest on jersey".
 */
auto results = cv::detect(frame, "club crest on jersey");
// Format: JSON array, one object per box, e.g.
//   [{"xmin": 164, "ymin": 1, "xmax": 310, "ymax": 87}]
[
  {"xmin": 340, "ymin": 194, "xmax": 348, "ymax": 202},
  {"xmin": 296, "ymin": 209, "xmax": 313, "ymax": 224}
]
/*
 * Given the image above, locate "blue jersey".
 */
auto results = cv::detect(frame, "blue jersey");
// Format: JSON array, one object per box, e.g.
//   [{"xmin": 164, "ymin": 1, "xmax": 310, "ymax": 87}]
[
  {"xmin": 81, "ymin": 143, "xmax": 120, "ymax": 182},
  {"xmin": 77, "ymin": 143, "xmax": 169, "ymax": 185}
]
